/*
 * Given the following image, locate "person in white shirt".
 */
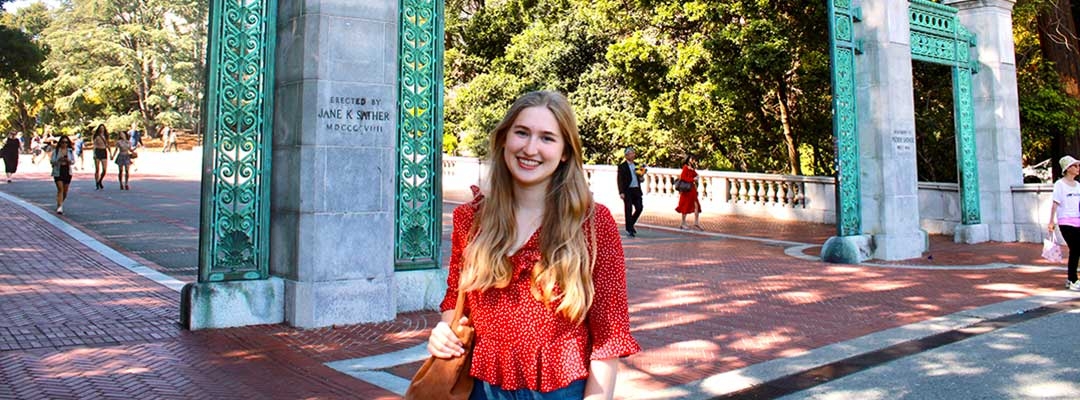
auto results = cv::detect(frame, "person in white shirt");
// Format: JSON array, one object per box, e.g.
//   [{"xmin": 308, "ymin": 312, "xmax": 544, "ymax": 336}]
[{"xmin": 1049, "ymin": 155, "xmax": 1080, "ymax": 291}]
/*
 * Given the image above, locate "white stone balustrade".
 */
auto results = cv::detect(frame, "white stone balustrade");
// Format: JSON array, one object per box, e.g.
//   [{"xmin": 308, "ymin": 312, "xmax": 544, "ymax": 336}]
[{"xmin": 441, "ymin": 156, "xmax": 1049, "ymax": 244}]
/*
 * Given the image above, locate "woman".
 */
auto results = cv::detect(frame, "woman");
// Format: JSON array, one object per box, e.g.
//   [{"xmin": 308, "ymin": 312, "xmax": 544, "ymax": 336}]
[
  {"xmin": 112, "ymin": 130, "xmax": 133, "ymax": 190},
  {"xmin": 51, "ymin": 135, "xmax": 75, "ymax": 214},
  {"xmin": 676, "ymin": 154, "xmax": 703, "ymax": 230},
  {"xmin": 426, "ymin": 91, "xmax": 639, "ymax": 399},
  {"xmin": 92, "ymin": 124, "xmax": 110, "ymax": 190},
  {"xmin": 1049, "ymin": 155, "xmax": 1080, "ymax": 291},
  {"xmin": 1, "ymin": 132, "xmax": 19, "ymax": 182}
]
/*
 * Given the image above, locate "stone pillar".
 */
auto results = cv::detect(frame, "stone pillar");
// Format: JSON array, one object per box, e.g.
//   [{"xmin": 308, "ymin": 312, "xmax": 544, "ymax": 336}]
[
  {"xmin": 272, "ymin": 0, "xmax": 399, "ymax": 328},
  {"xmin": 855, "ymin": 0, "xmax": 928, "ymax": 260},
  {"xmin": 946, "ymin": 0, "xmax": 1022, "ymax": 242}
]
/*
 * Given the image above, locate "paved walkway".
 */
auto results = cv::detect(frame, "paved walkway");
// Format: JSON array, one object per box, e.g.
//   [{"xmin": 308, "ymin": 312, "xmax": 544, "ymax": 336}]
[{"xmin": 0, "ymin": 151, "xmax": 1077, "ymax": 399}]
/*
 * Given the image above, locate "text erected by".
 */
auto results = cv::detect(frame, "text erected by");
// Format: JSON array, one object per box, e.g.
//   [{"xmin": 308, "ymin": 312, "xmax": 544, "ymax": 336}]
[{"xmin": 317, "ymin": 96, "xmax": 391, "ymax": 133}]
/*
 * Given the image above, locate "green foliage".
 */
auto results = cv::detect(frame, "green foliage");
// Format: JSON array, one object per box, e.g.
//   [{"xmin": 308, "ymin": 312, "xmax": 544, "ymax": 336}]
[
  {"xmin": 0, "ymin": 3, "xmax": 51, "ymax": 135},
  {"xmin": 447, "ymin": 72, "xmax": 528, "ymax": 157},
  {"xmin": 0, "ymin": 0, "xmax": 205, "ymax": 139},
  {"xmin": 912, "ymin": 62, "xmax": 958, "ymax": 183},
  {"xmin": 443, "ymin": 132, "xmax": 459, "ymax": 156},
  {"xmin": 1013, "ymin": 1, "xmax": 1080, "ymax": 168},
  {"xmin": 444, "ymin": 0, "xmax": 834, "ymax": 174}
]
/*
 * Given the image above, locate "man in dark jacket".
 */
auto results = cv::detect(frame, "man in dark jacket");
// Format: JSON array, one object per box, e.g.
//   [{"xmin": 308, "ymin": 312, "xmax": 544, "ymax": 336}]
[{"xmin": 617, "ymin": 146, "xmax": 646, "ymax": 237}]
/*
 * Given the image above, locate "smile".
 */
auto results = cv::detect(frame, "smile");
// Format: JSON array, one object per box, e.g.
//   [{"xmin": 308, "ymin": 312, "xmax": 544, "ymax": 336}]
[{"xmin": 517, "ymin": 158, "xmax": 541, "ymax": 168}]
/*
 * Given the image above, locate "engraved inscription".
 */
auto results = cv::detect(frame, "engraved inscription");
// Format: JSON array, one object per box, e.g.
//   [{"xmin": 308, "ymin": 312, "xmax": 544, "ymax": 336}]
[
  {"xmin": 891, "ymin": 130, "xmax": 915, "ymax": 154},
  {"xmin": 317, "ymin": 96, "xmax": 391, "ymax": 133}
]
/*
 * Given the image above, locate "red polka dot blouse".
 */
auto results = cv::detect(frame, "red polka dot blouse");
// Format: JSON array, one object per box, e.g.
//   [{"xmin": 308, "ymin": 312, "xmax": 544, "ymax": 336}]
[{"xmin": 440, "ymin": 200, "xmax": 640, "ymax": 393}]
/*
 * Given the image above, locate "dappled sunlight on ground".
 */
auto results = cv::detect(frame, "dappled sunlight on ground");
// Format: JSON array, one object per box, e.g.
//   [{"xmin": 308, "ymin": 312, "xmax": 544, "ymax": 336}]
[
  {"xmin": 637, "ymin": 340, "xmax": 722, "ymax": 375},
  {"xmin": 46, "ymin": 278, "xmax": 112, "ymax": 287},
  {"xmin": 617, "ymin": 231, "xmax": 1062, "ymax": 393},
  {"xmin": 0, "ymin": 246, "xmax": 48, "ymax": 253},
  {"xmin": 916, "ymin": 352, "xmax": 990, "ymax": 376},
  {"xmin": 41, "ymin": 348, "xmax": 147, "ymax": 378}
]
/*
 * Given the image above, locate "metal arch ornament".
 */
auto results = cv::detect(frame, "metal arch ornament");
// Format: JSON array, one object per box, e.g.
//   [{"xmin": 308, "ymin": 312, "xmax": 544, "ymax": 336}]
[
  {"xmin": 828, "ymin": 0, "xmax": 862, "ymax": 237},
  {"xmin": 197, "ymin": 0, "xmax": 276, "ymax": 282},
  {"xmin": 395, "ymin": 0, "xmax": 445, "ymax": 270},
  {"xmin": 908, "ymin": 0, "xmax": 981, "ymax": 225}
]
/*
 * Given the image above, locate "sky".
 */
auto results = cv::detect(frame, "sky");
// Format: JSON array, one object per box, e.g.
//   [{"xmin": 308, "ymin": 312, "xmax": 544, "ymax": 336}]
[{"xmin": 3, "ymin": 0, "xmax": 58, "ymax": 13}]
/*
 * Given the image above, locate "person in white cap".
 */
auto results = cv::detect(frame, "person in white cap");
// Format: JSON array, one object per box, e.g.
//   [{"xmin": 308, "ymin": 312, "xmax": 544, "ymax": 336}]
[
  {"xmin": 1049, "ymin": 154, "xmax": 1080, "ymax": 291},
  {"xmin": 617, "ymin": 146, "xmax": 646, "ymax": 237}
]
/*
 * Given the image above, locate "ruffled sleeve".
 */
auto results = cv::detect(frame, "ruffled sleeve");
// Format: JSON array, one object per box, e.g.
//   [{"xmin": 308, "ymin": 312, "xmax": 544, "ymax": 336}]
[{"xmin": 585, "ymin": 204, "xmax": 641, "ymax": 360}]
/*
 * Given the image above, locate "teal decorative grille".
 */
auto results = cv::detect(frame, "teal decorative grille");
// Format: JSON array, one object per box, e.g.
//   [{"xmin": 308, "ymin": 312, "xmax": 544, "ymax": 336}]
[
  {"xmin": 909, "ymin": 0, "xmax": 981, "ymax": 225},
  {"xmin": 395, "ymin": 0, "xmax": 445, "ymax": 270},
  {"xmin": 953, "ymin": 67, "xmax": 980, "ymax": 224},
  {"xmin": 909, "ymin": 0, "xmax": 977, "ymax": 69},
  {"xmin": 828, "ymin": 0, "xmax": 862, "ymax": 236},
  {"xmin": 197, "ymin": 0, "xmax": 276, "ymax": 282}
]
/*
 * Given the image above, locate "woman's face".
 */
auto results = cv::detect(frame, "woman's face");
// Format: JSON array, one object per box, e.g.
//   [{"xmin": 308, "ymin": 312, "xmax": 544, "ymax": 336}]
[{"xmin": 502, "ymin": 106, "xmax": 566, "ymax": 190}]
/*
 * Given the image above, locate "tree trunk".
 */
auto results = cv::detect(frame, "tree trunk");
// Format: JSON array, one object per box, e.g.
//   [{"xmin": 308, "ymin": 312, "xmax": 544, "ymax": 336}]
[
  {"xmin": 1037, "ymin": 0, "xmax": 1080, "ymax": 157},
  {"xmin": 776, "ymin": 81, "xmax": 802, "ymax": 175},
  {"xmin": 7, "ymin": 83, "xmax": 36, "ymax": 141}
]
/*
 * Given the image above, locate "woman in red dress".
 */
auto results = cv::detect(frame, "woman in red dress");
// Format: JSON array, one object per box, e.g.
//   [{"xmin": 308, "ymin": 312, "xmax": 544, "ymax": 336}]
[
  {"xmin": 425, "ymin": 91, "xmax": 640, "ymax": 399},
  {"xmin": 676, "ymin": 154, "xmax": 702, "ymax": 230}
]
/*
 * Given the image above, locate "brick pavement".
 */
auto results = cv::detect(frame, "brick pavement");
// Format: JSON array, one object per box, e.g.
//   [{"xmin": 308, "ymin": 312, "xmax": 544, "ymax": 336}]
[
  {"xmin": 0, "ymin": 179, "xmax": 1065, "ymax": 399},
  {"xmin": 0, "ymin": 195, "xmax": 418, "ymax": 399}
]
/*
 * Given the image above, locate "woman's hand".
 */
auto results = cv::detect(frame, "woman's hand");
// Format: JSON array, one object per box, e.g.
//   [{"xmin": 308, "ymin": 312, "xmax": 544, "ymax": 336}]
[
  {"xmin": 1049, "ymin": 222, "xmax": 1056, "ymax": 234},
  {"xmin": 426, "ymin": 316, "xmax": 469, "ymax": 358}
]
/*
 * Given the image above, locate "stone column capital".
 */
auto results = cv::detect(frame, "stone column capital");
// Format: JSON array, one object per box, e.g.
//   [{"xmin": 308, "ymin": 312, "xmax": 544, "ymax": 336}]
[{"xmin": 942, "ymin": 0, "xmax": 1016, "ymax": 12}]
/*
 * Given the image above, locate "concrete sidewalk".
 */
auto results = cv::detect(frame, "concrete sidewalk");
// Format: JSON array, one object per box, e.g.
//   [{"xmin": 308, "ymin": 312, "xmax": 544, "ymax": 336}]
[{"xmin": 1, "ymin": 152, "xmax": 1078, "ymax": 399}]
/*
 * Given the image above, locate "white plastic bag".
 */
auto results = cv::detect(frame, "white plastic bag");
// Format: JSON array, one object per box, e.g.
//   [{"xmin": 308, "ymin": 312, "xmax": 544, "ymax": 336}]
[
  {"xmin": 1043, "ymin": 238, "xmax": 1064, "ymax": 262},
  {"xmin": 1053, "ymin": 226, "xmax": 1067, "ymax": 246}
]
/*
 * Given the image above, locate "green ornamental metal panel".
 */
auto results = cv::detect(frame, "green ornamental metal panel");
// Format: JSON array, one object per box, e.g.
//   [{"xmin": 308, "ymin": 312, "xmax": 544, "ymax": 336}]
[
  {"xmin": 197, "ymin": 0, "xmax": 276, "ymax": 282},
  {"xmin": 953, "ymin": 66, "xmax": 980, "ymax": 224},
  {"xmin": 828, "ymin": 0, "xmax": 862, "ymax": 237},
  {"xmin": 395, "ymin": 0, "xmax": 445, "ymax": 271},
  {"xmin": 908, "ymin": 0, "xmax": 981, "ymax": 225}
]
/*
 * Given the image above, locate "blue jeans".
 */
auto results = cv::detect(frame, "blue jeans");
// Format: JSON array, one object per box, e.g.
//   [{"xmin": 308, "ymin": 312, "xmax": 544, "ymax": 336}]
[{"xmin": 469, "ymin": 379, "xmax": 586, "ymax": 400}]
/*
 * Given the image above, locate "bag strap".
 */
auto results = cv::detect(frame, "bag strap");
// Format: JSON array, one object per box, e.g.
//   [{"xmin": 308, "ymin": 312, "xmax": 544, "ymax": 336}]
[{"xmin": 449, "ymin": 274, "xmax": 467, "ymax": 330}]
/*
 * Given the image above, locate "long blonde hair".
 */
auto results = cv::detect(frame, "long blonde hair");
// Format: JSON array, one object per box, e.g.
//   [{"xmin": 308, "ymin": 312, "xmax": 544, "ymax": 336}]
[{"xmin": 460, "ymin": 90, "xmax": 597, "ymax": 324}]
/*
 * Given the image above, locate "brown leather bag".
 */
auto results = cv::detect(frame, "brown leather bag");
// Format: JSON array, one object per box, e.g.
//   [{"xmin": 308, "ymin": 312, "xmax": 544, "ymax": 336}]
[{"xmin": 404, "ymin": 283, "xmax": 474, "ymax": 400}]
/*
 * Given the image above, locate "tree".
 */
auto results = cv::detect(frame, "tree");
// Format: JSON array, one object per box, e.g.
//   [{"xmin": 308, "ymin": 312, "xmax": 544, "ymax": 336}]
[
  {"xmin": 0, "ymin": 2, "xmax": 50, "ymax": 137},
  {"xmin": 1016, "ymin": 0, "xmax": 1080, "ymax": 177},
  {"xmin": 41, "ymin": 0, "xmax": 203, "ymax": 136},
  {"xmin": 1032, "ymin": 0, "xmax": 1080, "ymax": 164}
]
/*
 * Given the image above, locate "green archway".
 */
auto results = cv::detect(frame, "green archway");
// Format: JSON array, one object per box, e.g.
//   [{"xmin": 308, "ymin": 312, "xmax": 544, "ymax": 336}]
[{"xmin": 827, "ymin": 0, "xmax": 981, "ymax": 240}]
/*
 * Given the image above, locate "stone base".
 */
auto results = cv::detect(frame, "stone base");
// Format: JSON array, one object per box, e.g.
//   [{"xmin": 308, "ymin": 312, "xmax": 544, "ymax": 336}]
[
  {"xmin": 181, "ymin": 277, "xmax": 285, "ymax": 330},
  {"xmin": 821, "ymin": 235, "xmax": 873, "ymax": 264},
  {"xmin": 395, "ymin": 269, "xmax": 449, "ymax": 313},
  {"xmin": 954, "ymin": 223, "xmax": 990, "ymax": 244},
  {"xmin": 873, "ymin": 230, "xmax": 929, "ymax": 261},
  {"xmin": 284, "ymin": 277, "xmax": 396, "ymax": 329}
]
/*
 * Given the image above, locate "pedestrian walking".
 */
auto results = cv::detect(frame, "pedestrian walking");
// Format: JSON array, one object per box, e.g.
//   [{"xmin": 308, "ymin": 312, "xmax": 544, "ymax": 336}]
[
  {"xmin": 92, "ymin": 124, "xmax": 110, "ymax": 190},
  {"xmin": 161, "ymin": 125, "xmax": 178, "ymax": 153},
  {"xmin": 112, "ymin": 131, "xmax": 133, "ymax": 190},
  {"xmin": 74, "ymin": 134, "xmax": 85, "ymax": 170},
  {"xmin": 128, "ymin": 123, "xmax": 144, "ymax": 150},
  {"xmin": 617, "ymin": 146, "xmax": 646, "ymax": 237},
  {"xmin": 1049, "ymin": 155, "xmax": 1080, "ymax": 291},
  {"xmin": 676, "ymin": 154, "xmax": 703, "ymax": 230},
  {"xmin": 1, "ymin": 132, "xmax": 19, "ymax": 182},
  {"xmin": 423, "ymin": 91, "xmax": 639, "ymax": 400},
  {"xmin": 51, "ymin": 136, "xmax": 75, "ymax": 214},
  {"xmin": 30, "ymin": 136, "xmax": 41, "ymax": 164}
]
